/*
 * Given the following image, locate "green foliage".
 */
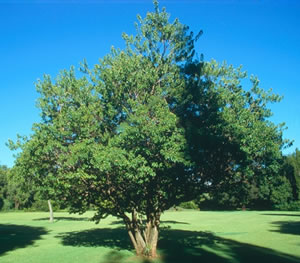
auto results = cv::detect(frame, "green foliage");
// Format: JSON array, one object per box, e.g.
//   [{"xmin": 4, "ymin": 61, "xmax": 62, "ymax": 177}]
[
  {"xmin": 181, "ymin": 59, "xmax": 287, "ymax": 203},
  {"xmin": 7, "ymin": 171, "xmax": 36, "ymax": 210},
  {"xmin": 268, "ymin": 176, "xmax": 293, "ymax": 210},
  {"xmin": 0, "ymin": 165, "xmax": 33, "ymax": 211},
  {"xmin": 283, "ymin": 149, "xmax": 300, "ymax": 200},
  {"xmin": 246, "ymin": 149, "xmax": 300, "ymax": 210},
  {"xmin": 25, "ymin": 199, "xmax": 62, "ymax": 212},
  {"xmin": 1, "ymin": 199, "xmax": 14, "ymax": 211},
  {"xmin": 178, "ymin": 200, "xmax": 198, "ymax": 210},
  {"xmin": 8, "ymin": 1, "xmax": 290, "ymax": 256},
  {"xmin": 0, "ymin": 164, "xmax": 63, "ymax": 211},
  {"xmin": 284, "ymin": 201, "xmax": 300, "ymax": 211},
  {"xmin": 0, "ymin": 165, "xmax": 8, "ymax": 210},
  {"xmin": 11, "ymin": 2, "xmax": 198, "ymax": 222}
]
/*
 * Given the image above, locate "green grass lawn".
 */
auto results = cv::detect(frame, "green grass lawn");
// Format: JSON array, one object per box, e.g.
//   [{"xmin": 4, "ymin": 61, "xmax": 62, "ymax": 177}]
[{"xmin": 1, "ymin": 210, "xmax": 300, "ymax": 263}]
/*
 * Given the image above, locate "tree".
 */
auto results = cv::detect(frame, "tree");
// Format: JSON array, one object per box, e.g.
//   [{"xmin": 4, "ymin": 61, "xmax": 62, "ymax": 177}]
[
  {"xmin": 284, "ymin": 148, "xmax": 300, "ymax": 200},
  {"xmin": 11, "ymin": 1, "xmax": 288, "ymax": 258},
  {"xmin": 180, "ymin": 58, "xmax": 288, "ymax": 211},
  {"xmin": 0, "ymin": 165, "xmax": 9, "ymax": 210},
  {"xmin": 9, "ymin": 132, "xmax": 65, "ymax": 221},
  {"xmin": 1, "ymin": 164, "xmax": 39, "ymax": 211}
]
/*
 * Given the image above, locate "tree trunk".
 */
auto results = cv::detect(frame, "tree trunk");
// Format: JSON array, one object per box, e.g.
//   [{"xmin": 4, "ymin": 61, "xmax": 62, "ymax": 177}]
[
  {"xmin": 144, "ymin": 222, "xmax": 159, "ymax": 258},
  {"xmin": 125, "ymin": 211, "xmax": 160, "ymax": 258},
  {"xmin": 48, "ymin": 200, "xmax": 54, "ymax": 222},
  {"xmin": 14, "ymin": 200, "xmax": 20, "ymax": 210}
]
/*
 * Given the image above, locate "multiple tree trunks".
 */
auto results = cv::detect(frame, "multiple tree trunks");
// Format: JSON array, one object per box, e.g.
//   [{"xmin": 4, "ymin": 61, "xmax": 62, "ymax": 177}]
[{"xmin": 125, "ymin": 211, "xmax": 160, "ymax": 258}]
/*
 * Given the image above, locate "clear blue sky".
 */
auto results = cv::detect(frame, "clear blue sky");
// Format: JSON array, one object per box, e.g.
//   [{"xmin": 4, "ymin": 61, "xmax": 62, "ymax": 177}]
[{"xmin": 0, "ymin": 0, "xmax": 299, "ymax": 167}]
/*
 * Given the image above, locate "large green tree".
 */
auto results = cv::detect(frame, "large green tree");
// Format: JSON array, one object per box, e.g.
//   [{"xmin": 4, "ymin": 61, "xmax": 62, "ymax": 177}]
[{"xmin": 11, "ymin": 2, "xmax": 288, "ymax": 258}]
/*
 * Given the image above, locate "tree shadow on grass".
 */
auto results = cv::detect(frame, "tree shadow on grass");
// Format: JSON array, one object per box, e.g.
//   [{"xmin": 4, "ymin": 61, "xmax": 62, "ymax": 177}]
[
  {"xmin": 161, "ymin": 220, "xmax": 189, "ymax": 225},
  {"xmin": 159, "ymin": 229, "xmax": 300, "ymax": 263},
  {"xmin": 57, "ymin": 227, "xmax": 300, "ymax": 263},
  {"xmin": 0, "ymin": 224, "xmax": 47, "ymax": 256},
  {"xmin": 101, "ymin": 250, "xmax": 128, "ymax": 263},
  {"xmin": 270, "ymin": 221, "xmax": 300, "ymax": 236},
  {"xmin": 57, "ymin": 227, "xmax": 132, "ymax": 250},
  {"xmin": 33, "ymin": 216, "xmax": 90, "ymax": 222},
  {"xmin": 262, "ymin": 213, "xmax": 300, "ymax": 217}
]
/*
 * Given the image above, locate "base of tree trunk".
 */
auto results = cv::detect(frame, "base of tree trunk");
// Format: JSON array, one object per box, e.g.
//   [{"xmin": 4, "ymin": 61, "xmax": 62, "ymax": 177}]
[{"xmin": 128, "ymin": 223, "xmax": 159, "ymax": 258}]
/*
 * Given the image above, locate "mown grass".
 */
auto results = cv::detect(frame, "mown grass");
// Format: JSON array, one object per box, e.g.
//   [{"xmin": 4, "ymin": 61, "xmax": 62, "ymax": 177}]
[{"xmin": 1, "ymin": 210, "xmax": 300, "ymax": 263}]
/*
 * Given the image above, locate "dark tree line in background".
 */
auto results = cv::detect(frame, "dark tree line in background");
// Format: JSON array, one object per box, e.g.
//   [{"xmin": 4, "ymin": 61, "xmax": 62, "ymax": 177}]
[
  {"xmin": 0, "ymin": 165, "xmax": 35, "ymax": 211},
  {"xmin": 0, "ymin": 165, "xmax": 61, "ymax": 212}
]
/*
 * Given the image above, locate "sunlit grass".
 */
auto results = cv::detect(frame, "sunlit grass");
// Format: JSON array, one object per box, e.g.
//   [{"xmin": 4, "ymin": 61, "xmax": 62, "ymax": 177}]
[{"xmin": 1, "ymin": 210, "xmax": 300, "ymax": 263}]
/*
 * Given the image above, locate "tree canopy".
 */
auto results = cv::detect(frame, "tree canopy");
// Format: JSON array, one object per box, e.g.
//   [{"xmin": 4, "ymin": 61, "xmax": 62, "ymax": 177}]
[
  {"xmin": 10, "ymin": 1, "xmax": 288, "ymax": 258},
  {"xmin": 283, "ymin": 149, "xmax": 300, "ymax": 200}
]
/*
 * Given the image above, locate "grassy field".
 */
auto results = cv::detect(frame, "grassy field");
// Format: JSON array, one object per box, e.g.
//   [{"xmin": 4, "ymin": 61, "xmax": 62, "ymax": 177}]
[{"xmin": 1, "ymin": 210, "xmax": 300, "ymax": 263}]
